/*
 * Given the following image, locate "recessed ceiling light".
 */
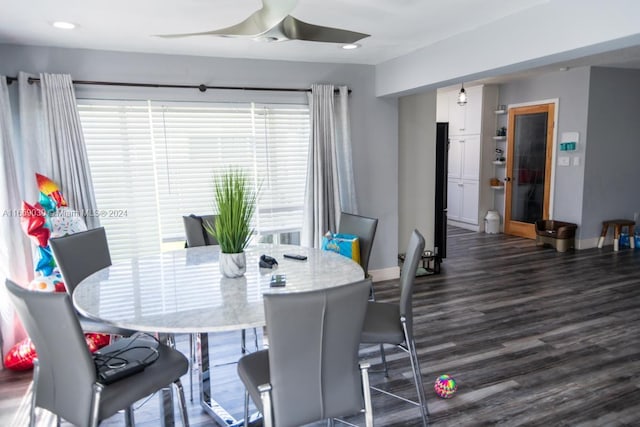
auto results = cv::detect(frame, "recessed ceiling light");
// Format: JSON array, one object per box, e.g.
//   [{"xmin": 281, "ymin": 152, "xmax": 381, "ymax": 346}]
[
  {"xmin": 341, "ymin": 44, "xmax": 360, "ymax": 50},
  {"xmin": 52, "ymin": 21, "xmax": 76, "ymax": 30},
  {"xmin": 559, "ymin": 67, "xmax": 569, "ymax": 71}
]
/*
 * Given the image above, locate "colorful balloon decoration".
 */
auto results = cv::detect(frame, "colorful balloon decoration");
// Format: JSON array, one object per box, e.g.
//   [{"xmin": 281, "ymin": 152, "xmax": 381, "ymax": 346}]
[
  {"xmin": 49, "ymin": 208, "xmax": 88, "ymax": 239},
  {"xmin": 4, "ymin": 174, "xmax": 108, "ymax": 371},
  {"xmin": 4, "ymin": 334, "xmax": 111, "ymax": 370},
  {"xmin": 36, "ymin": 173, "xmax": 68, "ymax": 208},
  {"xmin": 3, "ymin": 338, "xmax": 37, "ymax": 371}
]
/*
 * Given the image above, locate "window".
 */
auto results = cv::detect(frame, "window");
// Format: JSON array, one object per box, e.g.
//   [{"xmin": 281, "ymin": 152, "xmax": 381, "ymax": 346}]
[{"xmin": 78, "ymin": 100, "xmax": 309, "ymax": 260}]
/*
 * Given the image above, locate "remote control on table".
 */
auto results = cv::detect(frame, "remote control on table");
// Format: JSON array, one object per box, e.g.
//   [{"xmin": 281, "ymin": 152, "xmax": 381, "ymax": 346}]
[{"xmin": 283, "ymin": 254, "xmax": 307, "ymax": 261}]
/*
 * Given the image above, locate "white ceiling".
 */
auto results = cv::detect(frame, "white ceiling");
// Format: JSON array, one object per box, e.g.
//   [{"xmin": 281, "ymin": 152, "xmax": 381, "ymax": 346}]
[{"xmin": 0, "ymin": 0, "xmax": 554, "ymax": 65}]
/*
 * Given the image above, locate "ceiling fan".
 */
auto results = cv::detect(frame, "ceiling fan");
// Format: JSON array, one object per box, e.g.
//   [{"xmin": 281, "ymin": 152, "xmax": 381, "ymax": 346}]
[{"xmin": 157, "ymin": 0, "xmax": 369, "ymax": 44}]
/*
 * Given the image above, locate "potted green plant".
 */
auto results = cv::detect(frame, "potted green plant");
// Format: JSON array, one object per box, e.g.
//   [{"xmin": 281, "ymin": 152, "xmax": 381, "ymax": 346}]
[{"xmin": 205, "ymin": 168, "xmax": 257, "ymax": 278}]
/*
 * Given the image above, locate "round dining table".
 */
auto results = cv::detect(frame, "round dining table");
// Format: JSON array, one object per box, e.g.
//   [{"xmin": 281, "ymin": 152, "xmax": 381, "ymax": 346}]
[{"xmin": 73, "ymin": 244, "xmax": 364, "ymax": 426}]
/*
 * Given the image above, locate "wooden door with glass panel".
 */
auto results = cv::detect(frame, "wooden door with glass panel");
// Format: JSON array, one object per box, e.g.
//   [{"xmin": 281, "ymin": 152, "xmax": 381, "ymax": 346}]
[{"xmin": 504, "ymin": 103, "xmax": 555, "ymax": 239}]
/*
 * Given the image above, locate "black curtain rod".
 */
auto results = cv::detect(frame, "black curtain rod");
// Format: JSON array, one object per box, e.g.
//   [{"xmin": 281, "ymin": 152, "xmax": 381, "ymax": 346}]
[{"xmin": 4, "ymin": 76, "xmax": 350, "ymax": 94}]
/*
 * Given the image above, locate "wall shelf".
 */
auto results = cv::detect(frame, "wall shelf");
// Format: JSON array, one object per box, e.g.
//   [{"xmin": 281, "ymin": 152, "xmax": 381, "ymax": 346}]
[
  {"xmin": 493, "ymin": 136, "xmax": 506, "ymax": 141},
  {"xmin": 492, "ymin": 160, "xmax": 506, "ymax": 165},
  {"xmin": 494, "ymin": 109, "xmax": 507, "ymax": 115},
  {"xmin": 491, "ymin": 185, "xmax": 505, "ymax": 190}
]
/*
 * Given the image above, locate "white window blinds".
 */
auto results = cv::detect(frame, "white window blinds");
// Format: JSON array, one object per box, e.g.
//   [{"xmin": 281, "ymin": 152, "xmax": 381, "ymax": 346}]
[{"xmin": 78, "ymin": 100, "xmax": 309, "ymax": 261}]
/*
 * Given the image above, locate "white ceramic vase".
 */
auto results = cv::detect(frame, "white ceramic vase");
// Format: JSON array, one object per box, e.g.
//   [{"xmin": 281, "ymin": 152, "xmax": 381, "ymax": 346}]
[{"xmin": 219, "ymin": 252, "xmax": 246, "ymax": 278}]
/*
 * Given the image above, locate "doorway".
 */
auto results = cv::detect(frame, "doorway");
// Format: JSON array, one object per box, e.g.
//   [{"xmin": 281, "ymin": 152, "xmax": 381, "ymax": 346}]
[{"xmin": 504, "ymin": 103, "xmax": 555, "ymax": 239}]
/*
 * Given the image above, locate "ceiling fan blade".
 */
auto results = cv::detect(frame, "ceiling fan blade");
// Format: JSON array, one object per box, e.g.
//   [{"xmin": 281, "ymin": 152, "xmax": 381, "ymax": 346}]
[
  {"xmin": 156, "ymin": 0, "xmax": 299, "ymax": 39},
  {"xmin": 281, "ymin": 16, "xmax": 369, "ymax": 44}
]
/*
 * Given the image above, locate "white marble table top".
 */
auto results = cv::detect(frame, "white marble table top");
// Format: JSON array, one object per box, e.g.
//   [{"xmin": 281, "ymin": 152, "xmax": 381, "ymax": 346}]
[{"xmin": 73, "ymin": 244, "xmax": 364, "ymax": 334}]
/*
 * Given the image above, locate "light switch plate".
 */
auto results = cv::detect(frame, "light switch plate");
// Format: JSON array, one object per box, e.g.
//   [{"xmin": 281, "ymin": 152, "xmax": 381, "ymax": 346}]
[
  {"xmin": 558, "ymin": 156, "xmax": 570, "ymax": 166},
  {"xmin": 573, "ymin": 156, "xmax": 580, "ymax": 166}
]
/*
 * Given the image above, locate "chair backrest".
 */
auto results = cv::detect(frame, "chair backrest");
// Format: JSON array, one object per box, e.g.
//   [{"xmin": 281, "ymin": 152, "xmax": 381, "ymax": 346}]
[
  {"xmin": 5, "ymin": 279, "xmax": 97, "ymax": 426},
  {"xmin": 183, "ymin": 214, "xmax": 218, "ymax": 247},
  {"xmin": 265, "ymin": 279, "xmax": 371, "ymax": 427},
  {"xmin": 338, "ymin": 212, "xmax": 378, "ymax": 277},
  {"xmin": 399, "ymin": 229, "xmax": 425, "ymax": 336},
  {"xmin": 49, "ymin": 227, "xmax": 112, "ymax": 294}
]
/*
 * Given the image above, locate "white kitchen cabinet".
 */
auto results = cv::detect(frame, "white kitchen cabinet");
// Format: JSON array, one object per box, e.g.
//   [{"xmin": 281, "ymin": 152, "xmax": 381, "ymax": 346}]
[
  {"xmin": 448, "ymin": 135, "xmax": 480, "ymax": 180},
  {"xmin": 438, "ymin": 84, "xmax": 499, "ymax": 230},
  {"xmin": 447, "ymin": 179, "xmax": 479, "ymax": 225},
  {"xmin": 448, "ymin": 86, "xmax": 482, "ymax": 136},
  {"xmin": 447, "ymin": 136, "xmax": 462, "ymax": 178},
  {"xmin": 447, "ymin": 178, "xmax": 462, "ymax": 222},
  {"xmin": 460, "ymin": 180, "xmax": 480, "ymax": 224},
  {"xmin": 460, "ymin": 135, "xmax": 480, "ymax": 180}
]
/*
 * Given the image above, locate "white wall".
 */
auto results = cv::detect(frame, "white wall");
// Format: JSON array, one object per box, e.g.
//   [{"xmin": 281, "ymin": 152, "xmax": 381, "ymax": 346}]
[
  {"xmin": 398, "ymin": 91, "xmax": 437, "ymax": 253},
  {"xmin": 0, "ymin": 43, "xmax": 399, "ymax": 271},
  {"xmin": 376, "ymin": 0, "xmax": 640, "ymax": 97}
]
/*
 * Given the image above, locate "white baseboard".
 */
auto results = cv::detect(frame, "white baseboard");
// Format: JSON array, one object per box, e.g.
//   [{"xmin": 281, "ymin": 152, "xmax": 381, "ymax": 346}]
[
  {"xmin": 577, "ymin": 237, "xmax": 600, "ymax": 250},
  {"xmin": 447, "ymin": 220, "xmax": 479, "ymax": 232},
  {"xmin": 369, "ymin": 266, "xmax": 400, "ymax": 282}
]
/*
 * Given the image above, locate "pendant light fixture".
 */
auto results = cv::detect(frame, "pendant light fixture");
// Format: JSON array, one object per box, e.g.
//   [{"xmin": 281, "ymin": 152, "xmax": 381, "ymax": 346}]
[{"xmin": 457, "ymin": 83, "xmax": 467, "ymax": 106}]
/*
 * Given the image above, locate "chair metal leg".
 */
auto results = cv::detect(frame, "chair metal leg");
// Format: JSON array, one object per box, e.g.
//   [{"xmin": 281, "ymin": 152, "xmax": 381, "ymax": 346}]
[
  {"xmin": 360, "ymin": 362, "xmax": 374, "ymax": 427},
  {"xmin": 174, "ymin": 379, "xmax": 190, "ymax": 427},
  {"xmin": 189, "ymin": 333, "xmax": 196, "ymax": 402},
  {"xmin": 244, "ymin": 390, "xmax": 250, "ymax": 427},
  {"xmin": 241, "ymin": 329, "xmax": 247, "ymax": 354},
  {"xmin": 259, "ymin": 384, "xmax": 273, "ymax": 427},
  {"xmin": 367, "ymin": 275, "xmax": 376, "ymax": 301},
  {"xmin": 90, "ymin": 383, "xmax": 104, "ymax": 427},
  {"xmin": 402, "ymin": 319, "xmax": 429, "ymax": 427},
  {"xmin": 379, "ymin": 344, "xmax": 389, "ymax": 377},
  {"xmin": 124, "ymin": 406, "xmax": 135, "ymax": 427},
  {"xmin": 253, "ymin": 327, "xmax": 259, "ymax": 351},
  {"xmin": 29, "ymin": 359, "xmax": 39, "ymax": 427}
]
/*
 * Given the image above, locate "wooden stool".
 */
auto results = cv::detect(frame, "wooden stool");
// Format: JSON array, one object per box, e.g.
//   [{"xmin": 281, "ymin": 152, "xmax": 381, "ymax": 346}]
[{"xmin": 597, "ymin": 219, "xmax": 635, "ymax": 251}]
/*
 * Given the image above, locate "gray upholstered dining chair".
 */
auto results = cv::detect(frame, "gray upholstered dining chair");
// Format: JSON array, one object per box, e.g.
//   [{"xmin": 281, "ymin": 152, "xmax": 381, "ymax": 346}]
[
  {"xmin": 237, "ymin": 279, "xmax": 374, "ymax": 427},
  {"xmin": 339, "ymin": 212, "xmax": 378, "ymax": 300},
  {"xmin": 338, "ymin": 212, "xmax": 378, "ymax": 279},
  {"xmin": 49, "ymin": 227, "xmax": 135, "ymax": 337},
  {"xmin": 5, "ymin": 279, "xmax": 189, "ymax": 427},
  {"xmin": 360, "ymin": 229, "xmax": 429, "ymax": 426},
  {"xmin": 183, "ymin": 214, "xmax": 218, "ymax": 247}
]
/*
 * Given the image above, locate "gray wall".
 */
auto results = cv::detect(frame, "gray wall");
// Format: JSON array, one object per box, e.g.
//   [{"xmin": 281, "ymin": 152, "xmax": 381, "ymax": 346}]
[
  {"xmin": 582, "ymin": 67, "xmax": 640, "ymax": 242},
  {"xmin": 497, "ymin": 67, "xmax": 591, "ymax": 240},
  {"xmin": 0, "ymin": 43, "xmax": 399, "ymax": 270},
  {"xmin": 398, "ymin": 91, "xmax": 437, "ymax": 252}
]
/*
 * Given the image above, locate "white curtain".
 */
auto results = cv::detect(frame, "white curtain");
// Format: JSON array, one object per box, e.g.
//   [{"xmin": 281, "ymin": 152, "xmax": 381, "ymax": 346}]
[
  {"xmin": 0, "ymin": 77, "xmax": 32, "ymax": 359},
  {"xmin": 334, "ymin": 86, "xmax": 358, "ymax": 214},
  {"xmin": 41, "ymin": 74, "xmax": 99, "ymax": 229},
  {"xmin": 302, "ymin": 84, "xmax": 358, "ymax": 248},
  {"xmin": 0, "ymin": 72, "xmax": 99, "ymax": 360}
]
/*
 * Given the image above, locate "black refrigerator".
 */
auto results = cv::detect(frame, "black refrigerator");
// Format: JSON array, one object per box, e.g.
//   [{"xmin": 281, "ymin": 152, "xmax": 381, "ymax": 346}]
[{"xmin": 434, "ymin": 122, "xmax": 448, "ymax": 261}]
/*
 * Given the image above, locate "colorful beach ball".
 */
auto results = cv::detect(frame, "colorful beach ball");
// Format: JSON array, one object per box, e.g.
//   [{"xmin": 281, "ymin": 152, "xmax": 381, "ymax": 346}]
[{"xmin": 434, "ymin": 374, "xmax": 457, "ymax": 398}]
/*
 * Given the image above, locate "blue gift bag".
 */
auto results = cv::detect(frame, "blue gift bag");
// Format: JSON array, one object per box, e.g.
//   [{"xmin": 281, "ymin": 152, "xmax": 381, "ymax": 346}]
[{"xmin": 321, "ymin": 233, "xmax": 361, "ymax": 264}]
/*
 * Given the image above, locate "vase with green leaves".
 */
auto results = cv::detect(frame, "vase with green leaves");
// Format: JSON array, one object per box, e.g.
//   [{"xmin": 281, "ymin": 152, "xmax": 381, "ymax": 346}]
[{"xmin": 205, "ymin": 168, "xmax": 257, "ymax": 278}]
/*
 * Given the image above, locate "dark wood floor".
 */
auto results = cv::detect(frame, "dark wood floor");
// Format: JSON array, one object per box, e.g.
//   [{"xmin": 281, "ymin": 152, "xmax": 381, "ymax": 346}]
[{"xmin": 2, "ymin": 226, "xmax": 640, "ymax": 426}]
